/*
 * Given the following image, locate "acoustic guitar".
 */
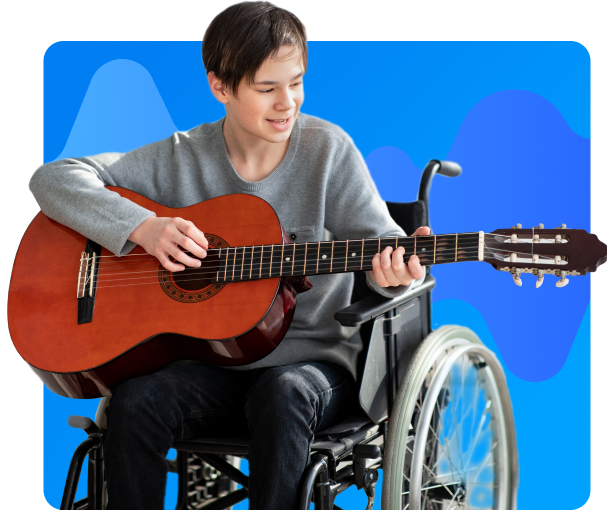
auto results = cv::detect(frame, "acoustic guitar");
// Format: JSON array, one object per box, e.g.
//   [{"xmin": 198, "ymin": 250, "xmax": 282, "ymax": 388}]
[{"xmin": 8, "ymin": 187, "xmax": 607, "ymax": 398}]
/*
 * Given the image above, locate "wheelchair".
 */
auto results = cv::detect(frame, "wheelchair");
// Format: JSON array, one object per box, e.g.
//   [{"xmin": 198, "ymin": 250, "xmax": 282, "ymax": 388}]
[{"xmin": 60, "ymin": 160, "xmax": 519, "ymax": 510}]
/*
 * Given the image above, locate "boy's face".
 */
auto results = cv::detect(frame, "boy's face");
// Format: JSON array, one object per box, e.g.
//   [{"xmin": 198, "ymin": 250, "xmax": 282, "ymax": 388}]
[{"xmin": 219, "ymin": 46, "xmax": 305, "ymax": 145}]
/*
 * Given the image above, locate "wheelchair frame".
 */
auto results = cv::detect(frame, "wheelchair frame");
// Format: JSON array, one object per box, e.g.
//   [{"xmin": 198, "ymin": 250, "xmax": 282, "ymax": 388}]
[{"xmin": 60, "ymin": 160, "xmax": 518, "ymax": 510}]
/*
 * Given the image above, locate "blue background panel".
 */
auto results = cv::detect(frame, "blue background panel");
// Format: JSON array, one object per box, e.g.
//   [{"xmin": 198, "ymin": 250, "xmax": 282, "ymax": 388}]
[{"xmin": 42, "ymin": 42, "xmax": 590, "ymax": 509}]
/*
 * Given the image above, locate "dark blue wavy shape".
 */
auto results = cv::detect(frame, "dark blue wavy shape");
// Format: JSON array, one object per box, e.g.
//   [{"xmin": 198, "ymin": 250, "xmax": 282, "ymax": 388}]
[{"xmin": 367, "ymin": 90, "xmax": 590, "ymax": 381}]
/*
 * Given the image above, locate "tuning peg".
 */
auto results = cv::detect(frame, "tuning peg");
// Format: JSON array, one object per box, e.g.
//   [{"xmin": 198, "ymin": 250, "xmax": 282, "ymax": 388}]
[
  {"xmin": 511, "ymin": 224, "xmax": 522, "ymax": 229},
  {"xmin": 536, "ymin": 271, "xmax": 544, "ymax": 288},
  {"xmin": 512, "ymin": 270, "xmax": 522, "ymax": 286},
  {"xmin": 534, "ymin": 224, "xmax": 544, "ymax": 229},
  {"xmin": 556, "ymin": 272, "xmax": 569, "ymax": 288},
  {"xmin": 555, "ymin": 224, "xmax": 567, "ymax": 229}
]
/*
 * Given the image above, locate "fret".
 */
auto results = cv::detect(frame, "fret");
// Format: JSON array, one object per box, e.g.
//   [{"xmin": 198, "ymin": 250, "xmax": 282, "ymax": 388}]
[
  {"xmin": 291, "ymin": 243, "xmax": 296, "ymax": 275},
  {"xmin": 231, "ymin": 246, "xmax": 237, "ymax": 281},
  {"xmin": 330, "ymin": 241, "xmax": 335, "ymax": 273},
  {"xmin": 455, "ymin": 234, "xmax": 458, "ymax": 262},
  {"xmin": 316, "ymin": 242, "xmax": 321, "ymax": 274},
  {"xmin": 269, "ymin": 245, "xmax": 274, "ymax": 277},
  {"xmin": 360, "ymin": 239, "xmax": 364, "ymax": 270},
  {"xmin": 240, "ymin": 246, "xmax": 246, "ymax": 280},
  {"xmin": 258, "ymin": 246, "xmax": 263, "ymax": 279},
  {"xmin": 291, "ymin": 242, "xmax": 309, "ymax": 276},
  {"xmin": 217, "ymin": 247, "xmax": 222, "ymax": 282},
  {"xmin": 262, "ymin": 245, "xmax": 273, "ymax": 279},
  {"xmin": 433, "ymin": 235, "xmax": 436, "ymax": 264},
  {"xmin": 224, "ymin": 247, "xmax": 229, "ymax": 282},
  {"xmin": 303, "ymin": 242, "xmax": 308, "ymax": 275},
  {"xmin": 280, "ymin": 244, "xmax": 285, "ymax": 276},
  {"xmin": 247, "ymin": 246, "xmax": 252, "ymax": 280},
  {"xmin": 344, "ymin": 240, "xmax": 349, "ymax": 271}
]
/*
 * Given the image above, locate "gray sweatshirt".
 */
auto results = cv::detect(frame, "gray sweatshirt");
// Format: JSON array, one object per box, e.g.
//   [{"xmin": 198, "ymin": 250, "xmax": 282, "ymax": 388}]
[{"xmin": 29, "ymin": 113, "xmax": 411, "ymax": 379}]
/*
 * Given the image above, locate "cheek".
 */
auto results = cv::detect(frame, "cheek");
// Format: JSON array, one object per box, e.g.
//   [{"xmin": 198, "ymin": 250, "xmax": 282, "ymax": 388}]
[{"xmin": 246, "ymin": 99, "xmax": 274, "ymax": 123}]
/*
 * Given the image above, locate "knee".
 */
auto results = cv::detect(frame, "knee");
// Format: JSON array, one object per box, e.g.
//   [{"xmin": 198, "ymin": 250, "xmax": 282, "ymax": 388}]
[
  {"xmin": 106, "ymin": 374, "xmax": 166, "ymax": 428},
  {"xmin": 247, "ymin": 366, "xmax": 317, "ymax": 420}
]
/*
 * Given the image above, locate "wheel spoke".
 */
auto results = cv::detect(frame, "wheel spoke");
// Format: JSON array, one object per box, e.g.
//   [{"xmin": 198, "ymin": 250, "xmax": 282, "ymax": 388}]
[
  {"xmin": 463, "ymin": 403, "xmax": 493, "ymax": 474},
  {"xmin": 428, "ymin": 402, "xmax": 459, "ymax": 481},
  {"xmin": 471, "ymin": 440, "xmax": 498, "ymax": 484},
  {"xmin": 444, "ymin": 487, "xmax": 461, "ymax": 510},
  {"xmin": 448, "ymin": 370, "xmax": 463, "ymax": 476}
]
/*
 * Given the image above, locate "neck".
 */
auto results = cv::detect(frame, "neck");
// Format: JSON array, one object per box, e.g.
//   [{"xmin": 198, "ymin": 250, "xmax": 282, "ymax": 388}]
[
  {"xmin": 212, "ymin": 232, "xmax": 483, "ymax": 283},
  {"xmin": 222, "ymin": 116, "xmax": 290, "ymax": 182}
]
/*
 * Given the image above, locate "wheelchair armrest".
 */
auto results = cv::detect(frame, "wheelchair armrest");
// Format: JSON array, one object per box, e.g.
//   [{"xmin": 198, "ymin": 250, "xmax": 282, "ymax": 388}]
[{"xmin": 334, "ymin": 276, "xmax": 436, "ymax": 327}]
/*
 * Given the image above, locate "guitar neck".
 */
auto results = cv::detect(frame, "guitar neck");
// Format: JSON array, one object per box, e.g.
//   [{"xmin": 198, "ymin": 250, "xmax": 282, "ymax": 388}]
[{"xmin": 212, "ymin": 232, "xmax": 484, "ymax": 283}]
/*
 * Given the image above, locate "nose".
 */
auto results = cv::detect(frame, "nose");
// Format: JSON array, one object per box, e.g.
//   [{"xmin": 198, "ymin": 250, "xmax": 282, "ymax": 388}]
[{"xmin": 275, "ymin": 86, "xmax": 297, "ymax": 112}]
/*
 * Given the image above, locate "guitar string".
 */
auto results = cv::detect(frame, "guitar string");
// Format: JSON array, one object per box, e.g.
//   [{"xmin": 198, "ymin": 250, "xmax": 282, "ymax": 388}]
[
  {"xmin": 92, "ymin": 239, "xmax": 486, "ymax": 277},
  {"xmin": 91, "ymin": 238, "xmax": 485, "ymax": 272},
  {"xmin": 87, "ymin": 232, "xmax": 523, "ymax": 262},
  {"xmin": 91, "ymin": 245, "xmax": 559, "ymax": 288},
  {"xmin": 90, "ymin": 234, "xmax": 562, "ymax": 269},
  {"xmin": 93, "ymin": 249, "xmax": 483, "ymax": 287},
  {"xmin": 99, "ymin": 241, "xmax": 551, "ymax": 275},
  {"xmin": 93, "ymin": 243, "xmax": 558, "ymax": 282}
]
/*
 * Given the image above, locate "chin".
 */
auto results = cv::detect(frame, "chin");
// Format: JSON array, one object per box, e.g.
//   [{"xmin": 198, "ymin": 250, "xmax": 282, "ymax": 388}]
[{"xmin": 262, "ymin": 129, "xmax": 293, "ymax": 144}]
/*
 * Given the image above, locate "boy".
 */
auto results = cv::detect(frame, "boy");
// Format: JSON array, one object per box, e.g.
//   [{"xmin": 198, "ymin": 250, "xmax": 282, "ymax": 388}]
[{"xmin": 30, "ymin": 2, "xmax": 427, "ymax": 509}]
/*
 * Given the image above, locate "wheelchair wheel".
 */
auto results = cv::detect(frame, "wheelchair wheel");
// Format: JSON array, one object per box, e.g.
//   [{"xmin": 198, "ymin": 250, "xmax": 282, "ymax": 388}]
[{"xmin": 382, "ymin": 326, "xmax": 518, "ymax": 510}]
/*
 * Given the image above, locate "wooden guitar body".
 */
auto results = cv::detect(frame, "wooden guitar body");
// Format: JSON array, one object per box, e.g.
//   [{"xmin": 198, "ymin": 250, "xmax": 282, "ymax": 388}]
[{"xmin": 8, "ymin": 189, "xmax": 305, "ymax": 398}]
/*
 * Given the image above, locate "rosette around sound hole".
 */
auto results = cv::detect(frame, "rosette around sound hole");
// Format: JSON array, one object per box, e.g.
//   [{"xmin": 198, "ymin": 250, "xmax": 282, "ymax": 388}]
[{"xmin": 158, "ymin": 233, "xmax": 229, "ymax": 304}]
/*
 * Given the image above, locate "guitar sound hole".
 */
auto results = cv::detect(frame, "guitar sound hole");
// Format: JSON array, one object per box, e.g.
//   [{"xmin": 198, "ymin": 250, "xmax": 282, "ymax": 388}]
[{"xmin": 171, "ymin": 252, "xmax": 220, "ymax": 291}]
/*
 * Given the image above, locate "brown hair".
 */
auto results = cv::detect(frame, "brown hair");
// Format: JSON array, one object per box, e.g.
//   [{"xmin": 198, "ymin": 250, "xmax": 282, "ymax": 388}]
[{"xmin": 202, "ymin": 2, "xmax": 307, "ymax": 97}]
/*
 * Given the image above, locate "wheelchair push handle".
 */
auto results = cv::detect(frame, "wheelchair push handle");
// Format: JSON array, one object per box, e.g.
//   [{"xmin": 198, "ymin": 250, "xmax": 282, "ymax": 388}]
[
  {"xmin": 418, "ymin": 159, "xmax": 461, "ymax": 203},
  {"xmin": 68, "ymin": 415, "xmax": 100, "ymax": 435},
  {"xmin": 417, "ymin": 159, "xmax": 462, "ymax": 232},
  {"xmin": 435, "ymin": 160, "xmax": 462, "ymax": 178}
]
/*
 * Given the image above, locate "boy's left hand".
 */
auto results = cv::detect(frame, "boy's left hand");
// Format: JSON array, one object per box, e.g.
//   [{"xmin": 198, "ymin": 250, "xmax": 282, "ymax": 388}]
[{"xmin": 368, "ymin": 226, "xmax": 430, "ymax": 288}]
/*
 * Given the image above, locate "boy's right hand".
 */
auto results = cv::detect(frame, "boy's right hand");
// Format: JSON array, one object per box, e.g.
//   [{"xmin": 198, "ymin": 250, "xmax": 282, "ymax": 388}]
[{"xmin": 128, "ymin": 216, "xmax": 208, "ymax": 272}]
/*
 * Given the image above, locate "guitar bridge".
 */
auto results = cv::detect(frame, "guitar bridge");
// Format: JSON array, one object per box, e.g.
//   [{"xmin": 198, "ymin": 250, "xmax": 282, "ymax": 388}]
[{"xmin": 77, "ymin": 239, "xmax": 101, "ymax": 324}]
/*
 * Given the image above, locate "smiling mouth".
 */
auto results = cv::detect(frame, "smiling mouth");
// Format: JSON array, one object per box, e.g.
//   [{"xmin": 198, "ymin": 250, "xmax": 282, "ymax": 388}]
[{"xmin": 267, "ymin": 117, "xmax": 290, "ymax": 124}]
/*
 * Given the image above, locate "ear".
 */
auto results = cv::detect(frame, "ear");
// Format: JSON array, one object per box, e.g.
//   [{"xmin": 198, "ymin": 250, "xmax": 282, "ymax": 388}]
[{"xmin": 207, "ymin": 72, "xmax": 230, "ymax": 104}]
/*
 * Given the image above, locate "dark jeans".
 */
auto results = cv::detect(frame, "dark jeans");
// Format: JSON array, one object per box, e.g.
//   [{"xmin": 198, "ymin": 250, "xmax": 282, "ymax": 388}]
[{"xmin": 104, "ymin": 361, "xmax": 356, "ymax": 510}]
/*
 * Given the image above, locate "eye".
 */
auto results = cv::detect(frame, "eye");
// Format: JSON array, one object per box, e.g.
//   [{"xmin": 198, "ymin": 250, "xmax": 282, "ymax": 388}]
[
  {"xmin": 260, "ymin": 88, "xmax": 273, "ymax": 94},
  {"xmin": 291, "ymin": 81, "xmax": 302, "ymax": 87}
]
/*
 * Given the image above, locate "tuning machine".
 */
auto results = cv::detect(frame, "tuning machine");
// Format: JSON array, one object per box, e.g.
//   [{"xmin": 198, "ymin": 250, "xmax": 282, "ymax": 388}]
[
  {"xmin": 512, "ymin": 269, "xmax": 522, "ymax": 286},
  {"xmin": 536, "ymin": 270, "xmax": 544, "ymax": 288},
  {"xmin": 556, "ymin": 271, "xmax": 569, "ymax": 287}
]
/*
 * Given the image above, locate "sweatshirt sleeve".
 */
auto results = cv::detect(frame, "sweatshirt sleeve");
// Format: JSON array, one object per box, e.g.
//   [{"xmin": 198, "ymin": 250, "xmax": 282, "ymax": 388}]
[
  {"xmin": 27, "ymin": 136, "xmax": 184, "ymax": 256},
  {"xmin": 323, "ymin": 134, "xmax": 425, "ymax": 298}
]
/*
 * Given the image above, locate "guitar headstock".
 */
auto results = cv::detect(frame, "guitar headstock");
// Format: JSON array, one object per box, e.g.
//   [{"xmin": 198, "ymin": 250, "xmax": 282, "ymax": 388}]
[{"xmin": 484, "ymin": 224, "xmax": 607, "ymax": 287}]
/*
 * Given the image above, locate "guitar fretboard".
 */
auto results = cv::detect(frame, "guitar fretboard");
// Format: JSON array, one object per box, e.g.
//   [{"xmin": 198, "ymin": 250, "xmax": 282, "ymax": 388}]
[{"xmin": 212, "ymin": 233, "xmax": 481, "ymax": 283}]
